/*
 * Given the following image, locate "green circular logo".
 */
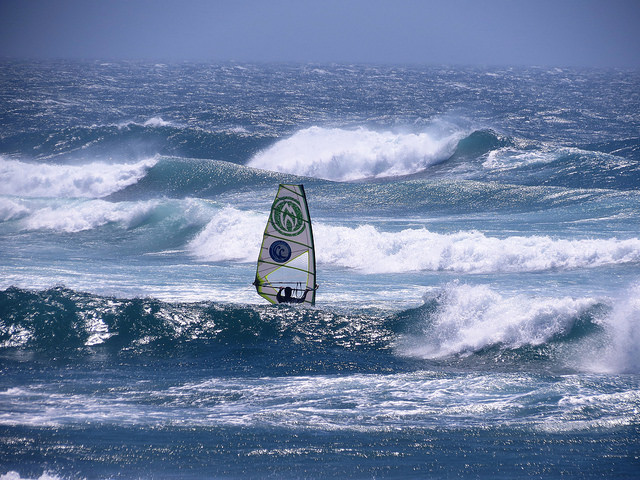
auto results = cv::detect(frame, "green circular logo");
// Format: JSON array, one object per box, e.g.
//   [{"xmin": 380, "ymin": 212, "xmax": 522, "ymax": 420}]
[{"xmin": 271, "ymin": 197, "xmax": 305, "ymax": 236}]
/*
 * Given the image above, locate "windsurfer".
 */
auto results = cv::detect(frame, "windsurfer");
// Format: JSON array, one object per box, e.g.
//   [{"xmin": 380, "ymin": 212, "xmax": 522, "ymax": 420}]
[{"xmin": 276, "ymin": 285, "xmax": 316, "ymax": 304}]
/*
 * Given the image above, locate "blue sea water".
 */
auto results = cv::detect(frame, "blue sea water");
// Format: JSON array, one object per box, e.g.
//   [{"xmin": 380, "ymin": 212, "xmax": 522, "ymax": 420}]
[{"xmin": 1, "ymin": 61, "xmax": 639, "ymax": 479}]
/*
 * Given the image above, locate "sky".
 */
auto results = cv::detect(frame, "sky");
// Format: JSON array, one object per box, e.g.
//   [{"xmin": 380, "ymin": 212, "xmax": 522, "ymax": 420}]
[{"xmin": 1, "ymin": 0, "xmax": 639, "ymax": 67}]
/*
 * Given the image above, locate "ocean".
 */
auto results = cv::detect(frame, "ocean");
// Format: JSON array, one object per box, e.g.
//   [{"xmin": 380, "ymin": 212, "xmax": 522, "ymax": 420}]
[{"xmin": 1, "ymin": 61, "xmax": 639, "ymax": 479}]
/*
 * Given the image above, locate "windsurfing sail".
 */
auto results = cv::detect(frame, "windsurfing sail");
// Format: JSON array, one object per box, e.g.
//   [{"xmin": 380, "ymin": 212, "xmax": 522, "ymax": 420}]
[{"xmin": 254, "ymin": 184, "xmax": 317, "ymax": 306}]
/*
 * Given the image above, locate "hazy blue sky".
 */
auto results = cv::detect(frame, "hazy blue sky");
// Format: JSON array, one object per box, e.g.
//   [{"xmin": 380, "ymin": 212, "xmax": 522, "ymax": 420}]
[{"xmin": 1, "ymin": 0, "xmax": 639, "ymax": 67}]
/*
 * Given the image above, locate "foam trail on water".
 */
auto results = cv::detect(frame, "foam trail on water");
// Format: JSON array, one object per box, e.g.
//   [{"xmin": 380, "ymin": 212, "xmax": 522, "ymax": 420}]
[
  {"xmin": 0, "ymin": 156, "xmax": 157, "ymax": 198},
  {"xmin": 189, "ymin": 208, "xmax": 640, "ymax": 273},
  {"xmin": 483, "ymin": 146, "xmax": 559, "ymax": 169},
  {"xmin": 247, "ymin": 126, "xmax": 462, "ymax": 181},
  {"xmin": 397, "ymin": 283, "xmax": 598, "ymax": 358}
]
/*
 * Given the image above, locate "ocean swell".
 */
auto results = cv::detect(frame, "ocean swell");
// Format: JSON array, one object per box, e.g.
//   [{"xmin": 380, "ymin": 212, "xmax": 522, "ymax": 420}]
[{"xmin": 0, "ymin": 286, "xmax": 390, "ymax": 356}]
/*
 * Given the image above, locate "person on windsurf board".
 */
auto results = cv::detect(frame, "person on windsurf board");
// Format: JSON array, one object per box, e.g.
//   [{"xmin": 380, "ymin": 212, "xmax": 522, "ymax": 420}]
[{"xmin": 254, "ymin": 184, "xmax": 318, "ymax": 305}]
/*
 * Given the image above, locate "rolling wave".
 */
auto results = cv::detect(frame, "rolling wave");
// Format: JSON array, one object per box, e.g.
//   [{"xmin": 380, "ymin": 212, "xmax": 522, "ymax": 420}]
[
  {"xmin": 482, "ymin": 145, "xmax": 640, "ymax": 190},
  {"xmin": 0, "ymin": 198, "xmax": 29, "ymax": 222},
  {"xmin": 247, "ymin": 126, "xmax": 464, "ymax": 181},
  {"xmin": 393, "ymin": 282, "xmax": 640, "ymax": 374},
  {"xmin": 0, "ymin": 156, "xmax": 157, "ymax": 198},
  {"xmin": 588, "ymin": 282, "xmax": 640, "ymax": 374},
  {"xmin": 1, "ymin": 196, "xmax": 216, "ymax": 237},
  {"xmin": 106, "ymin": 156, "xmax": 310, "ymax": 201},
  {"xmin": 190, "ymin": 207, "xmax": 640, "ymax": 274},
  {"xmin": 3, "ymin": 125, "xmax": 637, "ymax": 201},
  {"xmin": 17, "ymin": 199, "xmax": 161, "ymax": 233},
  {"xmin": 246, "ymin": 126, "xmax": 640, "ymax": 189},
  {"xmin": 0, "ymin": 286, "xmax": 391, "ymax": 357},
  {"xmin": 1, "ymin": 284, "xmax": 636, "ymax": 374},
  {"xmin": 395, "ymin": 283, "xmax": 602, "ymax": 359}
]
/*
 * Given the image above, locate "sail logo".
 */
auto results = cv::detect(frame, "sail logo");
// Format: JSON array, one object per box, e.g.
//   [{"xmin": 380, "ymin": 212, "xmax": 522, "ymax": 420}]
[
  {"xmin": 269, "ymin": 240, "xmax": 292, "ymax": 263},
  {"xmin": 271, "ymin": 197, "xmax": 305, "ymax": 236}
]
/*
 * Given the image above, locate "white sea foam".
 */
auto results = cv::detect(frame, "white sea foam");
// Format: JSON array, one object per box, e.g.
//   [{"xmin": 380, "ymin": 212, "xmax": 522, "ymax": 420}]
[
  {"xmin": 397, "ymin": 283, "xmax": 598, "ymax": 358},
  {"xmin": 188, "ymin": 206, "xmax": 265, "ymax": 261},
  {"xmin": 2, "ymin": 370, "xmax": 633, "ymax": 433},
  {"xmin": 0, "ymin": 473, "xmax": 63, "ymax": 480},
  {"xmin": 483, "ymin": 147, "xmax": 558, "ymax": 170},
  {"xmin": 21, "ymin": 199, "xmax": 159, "ymax": 233},
  {"xmin": 247, "ymin": 126, "xmax": 462, "ymax": 181},
  {"xmin": 142, "ymin": 116, "xmax": 173, "ymax": 127},
  {"xmin": 0, "ymin": 156, "xmax": 157, "ymax": 198},
  {"xmin": 190, "ymin": 207, "xmax": 640, "ymax": 274},
  {"xmin": 315, "ymin": 225, "xmax": 640, "ymax": 273}
]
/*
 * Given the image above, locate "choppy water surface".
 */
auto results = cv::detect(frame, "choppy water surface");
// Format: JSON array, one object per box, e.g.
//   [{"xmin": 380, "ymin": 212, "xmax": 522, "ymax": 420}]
[{"xmin": 1, "ymin": 61, "xmax": 639, "ymax": 479}]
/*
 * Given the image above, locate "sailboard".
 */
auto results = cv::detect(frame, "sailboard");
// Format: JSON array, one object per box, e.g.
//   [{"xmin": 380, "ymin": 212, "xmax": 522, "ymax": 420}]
[{"xmin": 254, "ymin": 184, "xmax": 317, "ymax": 306}]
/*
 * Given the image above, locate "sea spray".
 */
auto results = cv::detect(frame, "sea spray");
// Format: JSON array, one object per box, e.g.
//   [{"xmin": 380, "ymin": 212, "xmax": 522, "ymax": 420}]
[
  {"xmin": 0, "ymin": 198, "xmax": 29, "ymax": 221},
  {"xmin": 590, "ymin": 282, "xmax": 640, "ymax": 373},
  {"xmin": 396, "ymin": 283, "xmax": 599, "ymax": 358},
  {"xmin": 188, "ymin": 206, "xmax": 265, "ymax": 262}
]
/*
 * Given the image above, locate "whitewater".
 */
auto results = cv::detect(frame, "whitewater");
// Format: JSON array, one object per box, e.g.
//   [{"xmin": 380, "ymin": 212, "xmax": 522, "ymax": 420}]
[{"xmin": 1, "ymin": 61, "xmax": 639, "ymax": 479}]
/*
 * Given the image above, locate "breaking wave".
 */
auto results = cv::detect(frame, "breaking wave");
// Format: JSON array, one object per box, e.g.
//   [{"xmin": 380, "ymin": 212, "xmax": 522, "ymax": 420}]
[
  {"xmin": 19, "ymin": 199, "xmax": 160, "ymax": 233},
  {"xmin": 1, "ymin": 283, "xmax": 636, "ymax": 374},
  {"xmin": 0, "ymin": 156, "xmax": 157, "ymax": 198},
  {"xmin": 4, "ymin": 196, "xmax": 215, "ymax": 234},
  {"xmin": 588, "ymin": 282, "xmax": 640, "ymax": 374},
  {"xmin": 188, "ymin": 206, "xmax": 265, "ymax": 261},
  {"xmin": 247, "ymin": 126, "xmax": 464, "ymax": 181},
  {"xmin": 0, "ymin": 197, "xmax": 29, "ymax": 221},
  {"xmin": 190, "ymin": 207, "xmax": 640, "ymax": 274},
  {"xmin": 395, "ymin": 283, "xmax": 601, "ymax": 359},
  {"xmin": 246, "ymin": 126, "xmax": 640, "ymax": 189}
]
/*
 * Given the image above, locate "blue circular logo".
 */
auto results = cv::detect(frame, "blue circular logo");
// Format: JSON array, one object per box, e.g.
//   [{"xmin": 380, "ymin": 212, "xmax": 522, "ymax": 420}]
[{"xmin": 269, "ymin": 240, "xmax": 292, "ymax": 263}]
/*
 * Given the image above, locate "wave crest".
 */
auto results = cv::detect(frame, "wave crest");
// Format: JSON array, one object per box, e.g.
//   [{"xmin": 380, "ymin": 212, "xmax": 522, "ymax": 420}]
[
  {"xmin": 0, "ymin": 157, "xmax": 157, "ymax": 198},
  {"xmin": 191, "ymin": 208, "xmax": 640, "ymax": 274},
  {"xmin": 396, "ymin": 283, "xmax": 599, "ymax": 358},
  {"xmin": 247, "ymin": 126, "xmax": 463, "ymax": 181},
  {"xmin": 21, "ymin": 199, "xmax": 159, "ymax": 233}
]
